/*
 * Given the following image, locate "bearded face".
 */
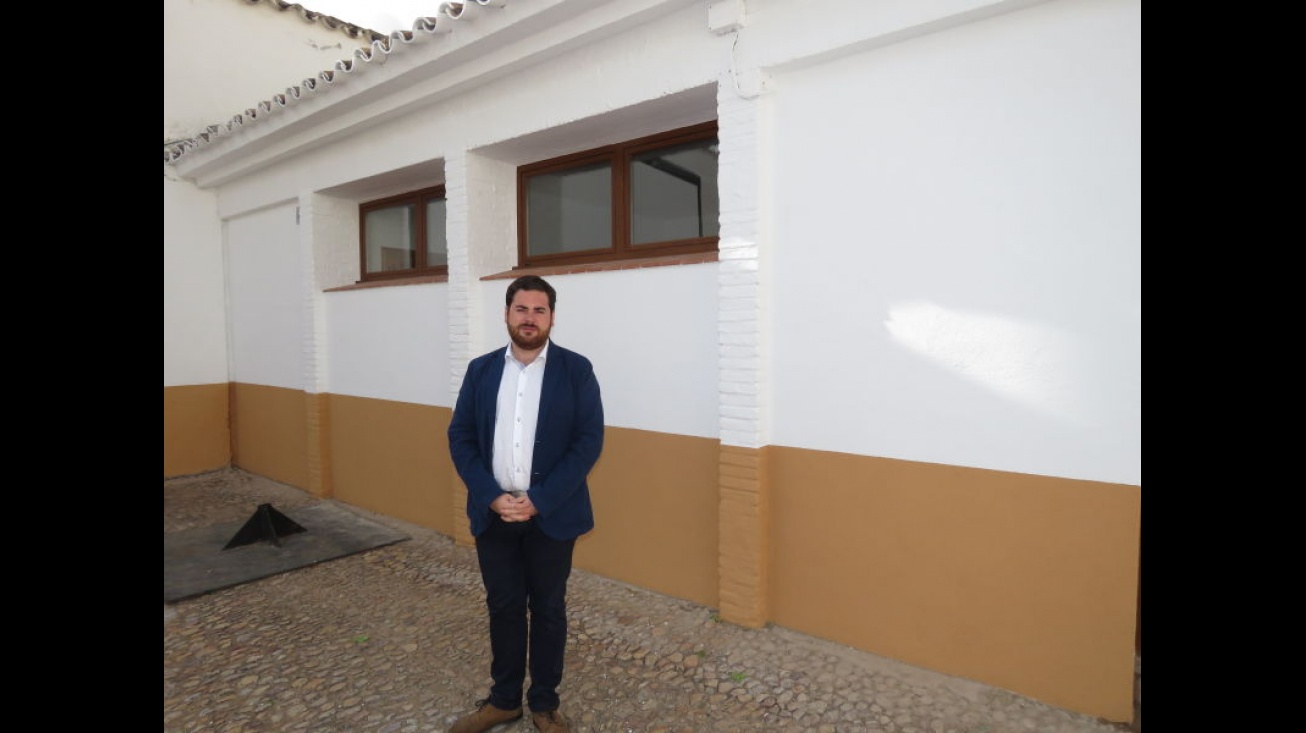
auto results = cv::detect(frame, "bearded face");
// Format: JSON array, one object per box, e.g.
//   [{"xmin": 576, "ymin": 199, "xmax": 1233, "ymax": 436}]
[
  {"xmin": 509, "ymin": 320, "xmax": 551, "ymax": 350},
  {"xmin": 505, "ymin": 290, "xmax": 553, "ymax": 352}
]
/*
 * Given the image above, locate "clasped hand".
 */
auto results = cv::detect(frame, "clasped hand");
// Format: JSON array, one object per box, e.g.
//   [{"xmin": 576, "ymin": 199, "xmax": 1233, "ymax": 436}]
[{"xmin": 493, "ymin": 492, "xmax": 538, "ymax": 522}]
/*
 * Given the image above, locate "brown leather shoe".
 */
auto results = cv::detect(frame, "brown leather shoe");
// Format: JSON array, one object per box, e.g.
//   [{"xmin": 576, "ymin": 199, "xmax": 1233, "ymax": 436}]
[
  {"xmin": 531, "ymin": 710, "xmax": 570, "ymax": 733},
  {"xmin": 449, "ymin": 699, "xmax": 522, "ymax": 733}
]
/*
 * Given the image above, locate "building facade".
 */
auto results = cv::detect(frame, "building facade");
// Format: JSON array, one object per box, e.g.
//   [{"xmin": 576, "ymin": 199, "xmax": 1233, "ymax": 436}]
[{"xmin": 164, "ymin": 0, "xmax": 1142, "ymax": 722}]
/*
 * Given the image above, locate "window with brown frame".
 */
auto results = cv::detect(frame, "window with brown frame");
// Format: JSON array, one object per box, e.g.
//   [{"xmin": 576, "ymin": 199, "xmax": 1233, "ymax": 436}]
[
  {"xmin": 517, "ymin": 121, "xmax": 719, "ymax": 268},
  {"xmin": 359, "ymin": 185, "xmax": 447, "ymax": 282}
]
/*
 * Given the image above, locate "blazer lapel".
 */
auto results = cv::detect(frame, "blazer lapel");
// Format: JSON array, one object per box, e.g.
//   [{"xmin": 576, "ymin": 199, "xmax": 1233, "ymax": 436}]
[{"xmin": 537, "ymin": 345, "xmax": 563, "ymax": 428}]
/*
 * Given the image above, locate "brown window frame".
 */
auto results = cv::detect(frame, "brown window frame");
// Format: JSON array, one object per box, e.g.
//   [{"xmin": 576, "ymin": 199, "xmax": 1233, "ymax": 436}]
[
  {"xmin": 516, "ymin": 121, "xmax": 718, "ymax": 269},
  {"xmin": 358, "ymin": 184, "xmax": 447, "ymax": 283}
]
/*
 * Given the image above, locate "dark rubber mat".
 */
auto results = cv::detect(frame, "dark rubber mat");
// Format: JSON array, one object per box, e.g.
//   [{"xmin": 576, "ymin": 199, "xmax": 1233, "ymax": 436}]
[{"xmin": 164, "ymin": 502, "xmax": 409, "ymax": 603}]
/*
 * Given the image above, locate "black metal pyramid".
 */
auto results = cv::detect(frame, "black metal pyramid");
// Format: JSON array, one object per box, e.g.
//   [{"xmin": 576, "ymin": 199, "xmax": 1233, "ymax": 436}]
[{"xmin": 223, "ymin": 503, "xmax": 308, "ymax": 550}]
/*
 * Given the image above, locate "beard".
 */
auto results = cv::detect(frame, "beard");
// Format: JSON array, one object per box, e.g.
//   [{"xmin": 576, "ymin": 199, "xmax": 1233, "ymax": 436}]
[{"xmin": 509, "ymin": 322, "xmax": 550, "ymax": 351}]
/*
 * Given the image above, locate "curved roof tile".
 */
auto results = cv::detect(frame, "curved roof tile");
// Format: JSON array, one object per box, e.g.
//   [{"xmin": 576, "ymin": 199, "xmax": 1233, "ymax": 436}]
[
  {"xmin": 165, "ymin": 1, "xmax": 493, "ymax": 164},
  {"xmin": 246, "ymin": 0, "xmax": 388, "ymax": 42}
]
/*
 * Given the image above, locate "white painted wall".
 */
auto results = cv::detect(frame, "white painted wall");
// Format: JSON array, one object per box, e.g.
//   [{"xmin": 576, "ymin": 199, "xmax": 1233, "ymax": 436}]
[
  {"xmin": 558, "ymin": 267, "xmax": 720, "ymax": 439},
  {"xmin": 163, "ymin": 176, "xmax": 229, "ymax": 387},
  {"xmin": 226, "ymin": 203, "xmax": 305, "ymax": 390},
  {"xmin": 209, "ymin": 5, "xmax": 722, "ymax": 218},
  {"xmin": 189, "ymin": 0, "xmax": 1140, "ymax": 487},
  {"xmin": 326, "ymin": 283, "xmax": 451, "ymax": 405},
  {"xmin": 164, "ymin": 0, "xmax": 372, "ymax": 390},
  {"xmin": 768, "ymin": 0, "xmax": 1141, "ymax": 485},
  {"xmin": 470, "ymin": 266, "xmax": 721, "ymax": 438},
  {"xmin": 211, "ymin": 1, "xmax": 725, "ymax": 439}
]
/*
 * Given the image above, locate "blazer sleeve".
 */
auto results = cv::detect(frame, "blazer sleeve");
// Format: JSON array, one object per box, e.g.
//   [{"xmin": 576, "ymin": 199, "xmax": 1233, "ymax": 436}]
[
  {"xmin": 447, "ymin": 354, "xmax": 504, "ymax": 517},
  {"xmin": 528, "ymin": 349, "xmax": 604, "ymax": 520}
]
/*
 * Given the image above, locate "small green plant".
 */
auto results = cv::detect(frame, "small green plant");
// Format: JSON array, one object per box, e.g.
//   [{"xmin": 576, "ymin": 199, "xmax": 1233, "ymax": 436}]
[
  {"xmin": 729, "ymin": 671, "xmax": 747, "ymax": 683},
  {"xmin": 352, "ymin": 634, "xmax": 370, "ymax": 644},
  {"xmin": 695, "ymin": 650, "xmax": 707, "ymax": 658},
  {"xmin": 710, "ymin": 612, "xmax": 723, "ymax": 623}
]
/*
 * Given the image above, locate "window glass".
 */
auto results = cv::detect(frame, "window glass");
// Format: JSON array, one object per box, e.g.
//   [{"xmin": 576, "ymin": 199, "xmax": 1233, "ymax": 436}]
[
  {"xmin": 517, "ymin": 121, "xmax": 718, "ymax": 268},
  {"xmin": 526, "ymin": 161, "xmax": 612, "ymax": 255},
  {"xmin": 365, "ymin": 204, "xmax": 415, "ymax": 273},
  {"xmin": 631, "ymin": 139, "xmax": 719, "ymax": 245},
  {"xmin": 358, "ymin": 184, "xmax": 446, "ymax": 283},
  {"xmin": 426, "ymin": 197, "xmax": 448, "ymax": 268}
]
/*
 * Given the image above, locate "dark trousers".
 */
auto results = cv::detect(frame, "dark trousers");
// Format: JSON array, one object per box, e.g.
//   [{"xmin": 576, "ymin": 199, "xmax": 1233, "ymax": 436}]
[{"xmin": 475, "ymin": 513, "xmax": 576, "ymax": 713}]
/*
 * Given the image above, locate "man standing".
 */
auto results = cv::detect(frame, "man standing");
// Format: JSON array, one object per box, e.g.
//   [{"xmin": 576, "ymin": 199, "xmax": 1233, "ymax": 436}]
[{"xmin": 447, "ymin": 275, "xmax": 604, "ymax": 733}]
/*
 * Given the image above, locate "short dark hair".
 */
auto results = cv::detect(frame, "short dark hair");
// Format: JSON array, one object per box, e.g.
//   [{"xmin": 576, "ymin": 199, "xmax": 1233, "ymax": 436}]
[{"xmin": 505, "ymin": 275, "xmax": 556, "ymax": 311}]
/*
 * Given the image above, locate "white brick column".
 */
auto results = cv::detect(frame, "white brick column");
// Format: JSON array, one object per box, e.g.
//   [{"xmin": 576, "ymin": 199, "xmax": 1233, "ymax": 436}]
[
  {"xmin": 715, "ymin": 64, "xmax": 772, "ymax": 628},
  {"xmin": 446, "ymin": 150, "xmax": 474, "ymax": 393},
  {"xmin": 444, "ymin": 149, "xmax": 478, "ymax": 545},
  {"xmin": 446, "ymin": 150, "xmax": 519, "ymax": 544},
  {"xmin": 298, "ymin": 193, "xmax": 358, "ymax": 497}
]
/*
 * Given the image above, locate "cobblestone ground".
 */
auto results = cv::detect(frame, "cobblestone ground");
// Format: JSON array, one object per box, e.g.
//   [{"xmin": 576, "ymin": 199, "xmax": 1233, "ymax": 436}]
[{"xmin": 164, "ymin": 469, "xmax": 1133, "ymax": 733}]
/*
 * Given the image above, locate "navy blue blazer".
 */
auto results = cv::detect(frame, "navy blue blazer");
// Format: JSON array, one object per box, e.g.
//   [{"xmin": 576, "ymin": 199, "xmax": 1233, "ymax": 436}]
[{"xmin": 448, "ymin": 341, "xmax": 604, "ymax": 540}]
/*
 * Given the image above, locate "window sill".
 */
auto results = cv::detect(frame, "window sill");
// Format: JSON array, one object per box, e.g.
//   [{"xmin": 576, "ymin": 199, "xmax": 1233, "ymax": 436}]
[
  {"xmin": 325, "ymin": 274, "xmax": 448, "ymax": 293},
  {"xmin": 323, "ymin": 252, "xmax": 718, "ymax": 292},
  {"xmin": 482, "ymin": 251, "xmax": 718, "ymax": 281}
]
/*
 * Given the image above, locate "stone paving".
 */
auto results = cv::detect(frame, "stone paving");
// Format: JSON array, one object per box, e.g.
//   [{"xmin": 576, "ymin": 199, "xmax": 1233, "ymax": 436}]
[{"xmin": 164, "ymin": 468, "xmax": 1136, "ymax": 733}]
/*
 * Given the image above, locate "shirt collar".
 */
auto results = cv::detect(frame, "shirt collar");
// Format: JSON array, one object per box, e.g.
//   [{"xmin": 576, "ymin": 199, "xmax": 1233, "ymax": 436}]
[{"xmin": 505, "ymin": 340, "xmax": 549, "ymax": 367}]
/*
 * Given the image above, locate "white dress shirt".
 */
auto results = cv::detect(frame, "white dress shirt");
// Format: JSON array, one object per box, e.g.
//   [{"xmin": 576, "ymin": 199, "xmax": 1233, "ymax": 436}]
[{"xmin": 492, "ymin": 342, "xmax": 548, "ymax": 494}]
